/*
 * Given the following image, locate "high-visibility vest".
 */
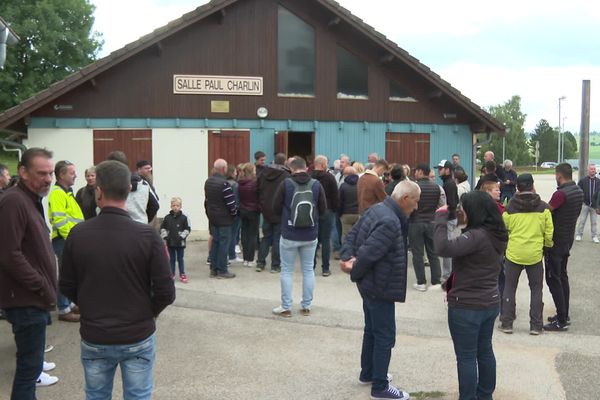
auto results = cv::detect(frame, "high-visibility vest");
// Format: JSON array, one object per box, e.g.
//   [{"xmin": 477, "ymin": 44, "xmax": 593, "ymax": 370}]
[{"xmin": 48, "ymin": 184, "xmax": 84, "ymax": 240}]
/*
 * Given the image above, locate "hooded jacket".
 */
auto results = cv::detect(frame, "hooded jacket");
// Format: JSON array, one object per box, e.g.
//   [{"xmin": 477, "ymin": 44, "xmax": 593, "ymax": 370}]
[
  {"xmin": 258, "ymin": 164, "xmax": 290, "ymax": 223},
  {"xmin": 434, "ymin": 211, "xmax": 508, "ymax": 309},
  {"xmin": 339, "ymin": 174, "xmax": 359, "ymax": 215},
  {"xmin": 503, "ymin": 192, "xmax": 553, "ymax": 265}
]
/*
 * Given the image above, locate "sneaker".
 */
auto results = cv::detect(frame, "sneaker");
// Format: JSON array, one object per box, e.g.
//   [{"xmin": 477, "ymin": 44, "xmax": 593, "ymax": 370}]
[
  {"xmin": 593, "ymin": 236, "xmax": 600, "ymax": 244},
  {"xmin": 71, "ymin": 304, "xmax": 80, "ymax": 314},
  {"xmin": 217, "ymin": 272, "xmax": 236, "ymax": 279},
  {"xmin": 529, "ymin": 329, "xmax": 542, "ymax": 336},
  {"xmin": 498, "ymin": 323, "xmax": 513, "ymax": 334},
  {"xmin": 58, "ymin": 312, "xmax": 80, "ymax": 323},
  {"xmin": 256, "ymin": 262, "xmax": 266, "ymax": 272},
  {"xmin": 371, "ymin": 384, "xmax": 410, "ymax": 399},
  {"xmin": 44, "ymin": 344, "xmax": 54, "ymax": 353},
  {"xmin": 230, "ymin": 257, "xmax": 244, "ymax": 263},
  {"xmin": 412, "ymin": 283, "xmax": 427, "ymax": 292},
  {"xmin": 322, "ymin": 270, "xmax": 331, "ymax": 277},
  {"xmin": 270, "ymin": 267, "xmax": 281, "ymax": 274},
  {"xmin": 575, "ymin": 235, "xmax": 582, "ymax": 241},
  {"xmin": 247, "ymin": 261, "xmax": 257, "ymax": 268},
  {"xmin": 209, "ymin": 269, "xmax": 217, "ymax": 278},
  {"xmin": 300, "ymin": 308, "xmax": 310, "ymax": 316},
  {"xmin": 543, "ymin": 320, "xmax": 569, "ymax": 332},
  {"xmin": 243, "ymin": 261, "xmax": 249, "ymax": 267},
  {"xmin": 36, "ymin": 372, "xmax": 59, "ymax": 387},
  {"xmin": 179, "ymin": 274, "xmax": 188, "ymax": 283},
  {"xmin": 272, "ymin": 306, "xmax": 292, "ymax": 318},
  {"xmin": 429, "ymin": 284, "xmax": 442, "ymax": 290},
  {"xmin": 43, "ymin": 361, "xmax": 56, "ymax": 372},
  {"xmin": 359, "ymin": 373, "xmax": 393, "ymax": 385},
  {"xmin": 206, "ymin": 257, "xmax": 211, "ymax": 265},
  {"xmin": 235, "ymin": 245, "xmax": 241, "ymax": 254},
  {"xmin": 547, "ymin": 315, "xmax": 571, "ymax": 326}
]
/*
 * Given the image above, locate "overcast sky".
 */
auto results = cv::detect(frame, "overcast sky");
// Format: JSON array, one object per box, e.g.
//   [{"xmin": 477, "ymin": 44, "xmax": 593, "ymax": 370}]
[{"xmin": 91, "ymin": 0, "xmax": 599, "ymax": 133}]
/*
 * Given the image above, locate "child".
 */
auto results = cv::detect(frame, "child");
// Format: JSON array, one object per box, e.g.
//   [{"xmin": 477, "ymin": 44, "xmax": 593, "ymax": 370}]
[{"xmin": 160, "ymin": 197, "xmax": 191, "ymax": 283}]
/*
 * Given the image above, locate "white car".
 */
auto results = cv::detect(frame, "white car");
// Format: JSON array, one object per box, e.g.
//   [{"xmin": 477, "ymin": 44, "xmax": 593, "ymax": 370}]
[{"xmin": 540, "ymin": 162, "xmax": 558, "ymax": 169}]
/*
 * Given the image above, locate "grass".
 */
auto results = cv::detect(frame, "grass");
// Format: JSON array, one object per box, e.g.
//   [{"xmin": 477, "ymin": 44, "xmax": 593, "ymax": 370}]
[
  {"xmin": 514, "ymin": 166, "xmax": 556, "ymax": 175},
  {"xmin": 0, "ymin": 150, "xmax": 19, "ymax": 173},
  {"xmin": 411, "ymin": 391, "xmax": 446, "ymax": 399}
]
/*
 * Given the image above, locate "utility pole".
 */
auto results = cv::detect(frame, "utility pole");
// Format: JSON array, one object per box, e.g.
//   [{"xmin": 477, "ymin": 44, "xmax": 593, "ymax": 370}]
[
  {"xmin": 558, "ymin": 96, "xmax": 566, "ymax": 163},
  {"xmin": 579, "ymin": 80, "xmax": 591, "ymax": 173}
]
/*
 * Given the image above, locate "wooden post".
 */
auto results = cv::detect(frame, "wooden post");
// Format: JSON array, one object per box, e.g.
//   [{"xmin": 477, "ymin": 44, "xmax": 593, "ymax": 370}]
[{"xmin": 579, "ymin": 80, "xmax": 591, "ymax": 173}]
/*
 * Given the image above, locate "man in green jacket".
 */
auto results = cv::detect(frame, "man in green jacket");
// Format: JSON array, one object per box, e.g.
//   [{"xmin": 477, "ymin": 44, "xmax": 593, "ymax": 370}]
[{"xmin": 499, "ymin": 174, "xmax": 554, "ymax": 335}]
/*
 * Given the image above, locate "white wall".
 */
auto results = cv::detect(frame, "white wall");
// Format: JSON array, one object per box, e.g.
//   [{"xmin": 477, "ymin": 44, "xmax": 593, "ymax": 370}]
[{"xmin": 152, "ymin": 129, "xmax": 209, "ymax": 233}]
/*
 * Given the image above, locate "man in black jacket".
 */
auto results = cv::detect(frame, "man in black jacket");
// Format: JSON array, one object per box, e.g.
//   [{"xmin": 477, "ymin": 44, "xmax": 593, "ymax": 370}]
[
  {"xmin": 575, "ymin": 163, "xmax": 600, "ymax": 243},
  {"xmin": 257, "ymin": 153, "xmax": 290, "ymax": 273},
  {"xmin": 60, "ymin": 160, "xmax": 175, "ymax": 399},
  {"xmin": 437, "ymin": 160, "xmax": 459, "ymax": 281},
  {"xmin": 340, "ymin": 180, "xmax": 420, "ymax": 400},
  {"xmin": 311, "ymin": 155, "xmax": 339, "ymax": 276}
]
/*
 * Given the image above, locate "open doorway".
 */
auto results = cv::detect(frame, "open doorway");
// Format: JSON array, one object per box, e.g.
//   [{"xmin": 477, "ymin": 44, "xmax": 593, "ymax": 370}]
[{"xmin": 275, "ymin": 131, "xmax": 314, "ymax": 161}]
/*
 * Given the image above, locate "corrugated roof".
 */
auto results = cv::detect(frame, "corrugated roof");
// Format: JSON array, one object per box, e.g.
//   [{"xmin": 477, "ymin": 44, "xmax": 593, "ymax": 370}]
[{"xmin": 0, "ymin": 0, "xmax": 504, "ymax": 133}]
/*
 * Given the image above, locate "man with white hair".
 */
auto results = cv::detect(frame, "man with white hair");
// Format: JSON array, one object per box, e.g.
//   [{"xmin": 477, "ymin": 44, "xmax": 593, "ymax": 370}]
[
  {"xmin": 340, "ymin": 180, "xmax": 420, "ymax": 400},
  {"xmin": 500, "ymin": 160, "xmax": 518, "ymax": 203},
  {"xmin": 204, "ymin": 159, "xmax": 238, "ymax": 279}
]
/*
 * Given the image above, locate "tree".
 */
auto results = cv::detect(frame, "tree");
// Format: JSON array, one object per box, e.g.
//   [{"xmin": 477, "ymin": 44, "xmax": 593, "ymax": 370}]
[
  {"xmin": 0, "ymin": 0, "xmax": 103, "ymax": 113},
  {"xmin": 563, "ymin": 131, "xmax": 577, "ymax": 160},
  {"xmin": 529, "ymin": 119, "xmax": 558, "ymax": 164},
  {"xmin": 481, "ymin": 95, "xmax": 531, "ymax": 166}
]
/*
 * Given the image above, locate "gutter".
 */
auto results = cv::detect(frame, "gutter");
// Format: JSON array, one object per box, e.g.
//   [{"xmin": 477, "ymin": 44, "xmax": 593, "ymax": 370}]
[{"xmin": 0, "ymin": 16, "xmax": 20, "ymax": 69}]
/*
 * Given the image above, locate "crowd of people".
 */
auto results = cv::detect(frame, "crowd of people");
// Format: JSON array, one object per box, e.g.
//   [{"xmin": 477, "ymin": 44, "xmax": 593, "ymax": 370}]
[{"xmin": 0, "ymin": 146, "xmax": 597, "ymax": 400}]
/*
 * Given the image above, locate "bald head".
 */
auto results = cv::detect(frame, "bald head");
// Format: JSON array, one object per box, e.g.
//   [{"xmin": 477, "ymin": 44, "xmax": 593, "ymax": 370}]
[
  {"xmin": 484, "ymin": 151, "xmax": 495, "ymax": 162},
  {"xmin": 343, "ymin": 166, "xmax": 356, "ymax": 176},
  {"xmin": 213, "ymin": 158, "xmax": 227, "ymax": 174}
]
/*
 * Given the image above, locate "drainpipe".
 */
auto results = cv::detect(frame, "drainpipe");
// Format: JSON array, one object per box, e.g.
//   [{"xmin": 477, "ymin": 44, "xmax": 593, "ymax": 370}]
[
  {"xmin": 0, "ymin": 137, "xmax": 26, "ymax": 161},
  {"xmin": 0, "ymin": 19, "xmax": 19, "ymax": 69}
]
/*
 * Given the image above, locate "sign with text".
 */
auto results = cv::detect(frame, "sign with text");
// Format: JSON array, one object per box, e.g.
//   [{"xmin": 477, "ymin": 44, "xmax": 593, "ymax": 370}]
[{"xmin": 173, "ymin": 75, "xmax": 263, "ymax": 96}]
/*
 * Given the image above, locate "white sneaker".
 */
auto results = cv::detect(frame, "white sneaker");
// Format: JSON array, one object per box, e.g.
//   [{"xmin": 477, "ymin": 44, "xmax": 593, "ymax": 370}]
[
  {"xmin": 413, "ymin": 283, "xmax": 427, "ymax": 292},
  {"xmin": 243, "ymin": 260, "xmax": 249, "ymax": 267},
  {"xmin": 43, "ymin": 361, "xmax": 56, "ymax": 372},
  {"xmin": 235, "ymin": 245, "xmax": 241, "ymax": 254},
  {"xmin": 593, "ymin": 236, "xmax": 600, "ymax": 244},
  {"xmin": 575, "ymin": 235, "xmax": 582, "ymax": 241},
  {"xmin": 44, "ymin": 344, "xmax": 54, "ymax": 353},
  {"xmin": 247, "ymin": 261, "xmax": 256, "ymax": 268},
  {"xmin": 231, "ymin": 257, "xmax": 244, "ymax": 263},
  {"xmin": 36, "ymin": 372, "xmax": 59, "ymax": 387},
  {"xmin": 429, "ymin": 284, "xmax": 442, "ymax": 291}
]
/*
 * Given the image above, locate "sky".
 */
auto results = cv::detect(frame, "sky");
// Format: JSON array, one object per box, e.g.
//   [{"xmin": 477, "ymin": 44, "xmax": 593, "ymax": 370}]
[{"xmin": 91, "ymin": 0, "xmax": 600, "ymax": 134}]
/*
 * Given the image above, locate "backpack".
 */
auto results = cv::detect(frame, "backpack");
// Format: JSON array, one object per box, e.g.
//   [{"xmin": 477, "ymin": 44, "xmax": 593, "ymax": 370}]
[{"xmin": 288, "ymin": 178, "xmax": 316, "ymax": 228}]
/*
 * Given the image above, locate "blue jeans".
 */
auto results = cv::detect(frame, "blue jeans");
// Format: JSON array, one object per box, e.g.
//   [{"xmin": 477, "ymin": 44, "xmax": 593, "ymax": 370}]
[
  {"xmin": 81, "ymin": 334, "xmax": 156, "ymax": 400},
  {"xmin": 52, "ymin": 237, "xmax": 73, "ymax": 313},
  {"xmin": 448, "ymin": 306, "xmax": 500, "ymax": 400},
  {"xmin": 359, "ymin": 297, "xmax": 396, "ymax": 391},
  {"xmin": 168, "ymin": 247, "xmax": 185, "ymax": 275},
  {"xmin": 228, "ymin": 216, "xmax": 241, "ymax": 260},
  {"xmin": 314, "ymin": 212, "xmax": 334, "ymax": 272},
  {"xmin": 279, "ymin": 237, "xmax": 318, "ymax": 310},
  {"xmin": 209, "ymin": 224, "xmax": 232, "ymax": 273},
  {"xmin": 257, "ymin": 221, "xmax": 281, "ymax": 269},
  {"xmin": 5, "ymin": 307, "xmax": 49, "ymax": 400},
  {"xmin": 332, "ymin": 215, "xmax": 342, "ymax": 252}
]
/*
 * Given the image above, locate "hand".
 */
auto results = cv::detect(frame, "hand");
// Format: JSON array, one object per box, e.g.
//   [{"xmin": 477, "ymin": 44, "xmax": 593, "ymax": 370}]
[{"xmin": 340, "ymin": 257, "xmax": 355, "ymax": 274}]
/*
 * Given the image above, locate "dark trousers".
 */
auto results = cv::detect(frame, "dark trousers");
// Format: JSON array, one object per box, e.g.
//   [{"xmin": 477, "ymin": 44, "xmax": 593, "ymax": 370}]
[
  {"xmin": 228, "ymin": 216, "xmax": 241, "ymax": 260},
  {"xmin": 52, "ymin": 237, "xmax": 72, "ymax": 313},
  {"xmin": 210, "ymin": 224, "xmax": 232, "ymax": 273},
  {"xmin": 545, "ymin": 248, "xmax": 570, "ymax": 324},
  {"xmin": 168, "ymin": 246, "xmax": 185, "ymax": 275},
  {"xmin": 448, "ymin": 305, "xmax": 499, "ymax": 400},
  {"xmin": 240, "ymin": 209, "xmax": 260, "ymax": 262},
  {"xmin": 314, "ymin": 211, "xmax": 334, "ymax": 272},
  {"xmin": 409, "ymin": 222, "xmax": 441, "ymax": 285},
  {"xmin": 359, "ymin": 296, "xmax": 396, "ymax": 391},
  {"xmin": 257, "ymin": 221, "xmax": 281, "ymax": 269},
  {"xmin": 500, "ymin": 259, "xmax": 544, "ymax": 330},
  {"xmin": 332, "ymin": 215, "xmax": 342, "ymax": 252},
  {"xmin": 5, "ymin": 307, "xmax": 49, "ymax": 400}
]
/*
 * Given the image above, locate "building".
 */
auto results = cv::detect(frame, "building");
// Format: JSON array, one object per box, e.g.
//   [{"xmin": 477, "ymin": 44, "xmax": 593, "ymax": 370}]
[{"xmin": 0, "ymin": 0, "xmax": 504, "ymax": 232}]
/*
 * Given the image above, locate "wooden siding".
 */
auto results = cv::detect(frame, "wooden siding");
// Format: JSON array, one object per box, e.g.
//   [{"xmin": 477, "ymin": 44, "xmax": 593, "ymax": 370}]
[
  {"xmin": 385, "ymin": 132, "xmax": 430, "ymax": 170},
  {"xmin": 93, "ymin": 129, "xmax": 152, "ymax": 171},
  {"xmin": 207, "ymin": 130, "xmax": 250, "ymax": 171},
  {"xmin": 33, "ymin": 0, "xmax": 475, "ymax": 126}
]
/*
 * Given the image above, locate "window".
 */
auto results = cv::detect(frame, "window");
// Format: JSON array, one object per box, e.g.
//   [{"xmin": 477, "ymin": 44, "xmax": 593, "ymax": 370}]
[
  {"xmin": 389, "ymin": 81, "xmax": 417, "ymax": 102},
  {"xmin": 278, "ymin": 6, "xmax": 315, "ymax": 97},
  {"xmin": 337, "ymin": 46, "xmax": 368, "ymax": 99}
]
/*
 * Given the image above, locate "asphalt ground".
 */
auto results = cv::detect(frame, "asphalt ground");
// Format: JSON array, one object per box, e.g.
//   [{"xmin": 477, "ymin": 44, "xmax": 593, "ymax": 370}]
[{"xmin": 1, "ymin": 173, "xmax": 599, "ymax": 400}]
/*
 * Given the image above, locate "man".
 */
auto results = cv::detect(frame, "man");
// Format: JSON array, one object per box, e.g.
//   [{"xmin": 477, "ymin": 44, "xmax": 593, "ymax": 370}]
[
  {"xmin": 0, "ymin": 162, "xmax": 10, "ymax": 191},
  {"xmin": 500, "ymin": 160, "xmax": 518, "ymax": 203},
  {"xmin": 257, "ymin": 153, "xmax": 290, "ymax": 272},
  {"xmin": 106, "ymin": 151, "xmax": 159, "ymax": 223},
  {"xmin": 0, "ymin": 148, "xmax": 58, "ymax": 399},
  {"xmin": 311, "ymin": 155, "xmax": 339, "ymax": 276},
  {"xmin": 451, "ymin": 153, "xmax": 461, "ymax": 166},
  {"xmin": 75, "ymin": 166, "xmax": 97, "ymax": 220},
  {"xmin": 475, "ymin": 160, "xmax": 501, "ymax": 190},
  {"xmin": 409, "ymin": 163, "xmax": 442, "ymax": 291},
  {"xmin": 575, "ymin": 163, "xmax": 600, "ymax": 243},
  {"xmin": 482, "ymin": 151, "xmax": 505, "ymax": 181},
  {"xmin": 272, "ymin": 157, "xmax": 326, "ymax": 317},
  {"xmin": 357, "ymin": 159, "xmax": 388, "ymax": 214},
  {"xmin": 339, "ymin": 166, "xmax": 360, "ymax": 240},
  {"xmin": 544, "ymin": 163, "xmax": 583, "ymax": 331},
  {"xmin": 437, "ymin": 160, "xmax": 459, "ymax": 281},
  {"xmin": 254, "ymin": 150, "xmax": 267, "ymax": 176},
  {"xmin": 204, "ymin": 158, "xmax": 238, "ymax": 279},
  {"xmin": 334, "ymin": 154, "xmax": 351, "ymax": 188},
  {"xmin": 499, "ymin": 174, "xmax": 554, "ymax": 335},
  {"xmin": 333, "ymin": 154, "xmax": 351, "ymax": 256},
  {"xmin": 48, "ymin": 160, "xmax": 84, "ymax": 323},
  {"xmin": 340, "ymin": 180, "xmax": 420, "ymax": 400},
  {"xmin": 60, "ymin": 160, "xmax": 175, "ymax": 399},
  {"xmin": 136, "ymin": 160, "xmax": 160, "ymax": 223}
]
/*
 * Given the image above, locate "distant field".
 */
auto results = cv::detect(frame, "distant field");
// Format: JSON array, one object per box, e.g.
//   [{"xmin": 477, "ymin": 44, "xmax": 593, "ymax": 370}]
[
  {"xmin": 589, "ymin": 136, "xmax": 600, "ymax": 159},
  {"xmin": 0, "ymin": 151, "xmax": 18, "ymax": 174}
]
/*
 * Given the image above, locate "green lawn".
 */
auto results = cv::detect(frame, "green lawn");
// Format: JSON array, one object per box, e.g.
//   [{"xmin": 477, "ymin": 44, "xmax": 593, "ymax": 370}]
[{"xmin": 0, "ymin": 150, "xmax": 19, "ymax": 173}]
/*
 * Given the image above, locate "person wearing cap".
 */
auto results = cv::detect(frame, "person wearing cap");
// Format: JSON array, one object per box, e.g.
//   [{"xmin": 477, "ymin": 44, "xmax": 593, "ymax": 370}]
[
  {"xmin": 499, "ymin": 174, "xmax": 553, "ymax": 335},
  {"xmin": 437, "ymin": 160, "xmax": 459, "ymax": 281}
]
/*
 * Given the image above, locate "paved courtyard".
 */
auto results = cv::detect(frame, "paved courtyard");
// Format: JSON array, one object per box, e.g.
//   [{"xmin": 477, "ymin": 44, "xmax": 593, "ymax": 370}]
[{"xmin": 1, "ymin": 173, "xmax": 599, "ymax": 399}]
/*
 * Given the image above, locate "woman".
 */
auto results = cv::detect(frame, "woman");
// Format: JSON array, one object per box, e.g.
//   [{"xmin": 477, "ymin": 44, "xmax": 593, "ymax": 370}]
[
  {"xmin": 434, "ymin": 190, "xmax": 508, "ymax": 400},
  {"xmin": 385, "ymin": 164, "xmax": 406, "ymax": 195},
  {"xmin": 226, "ymin": 164, "xmax": 243, "ymax": 263},
  {"xmin": 238, "ymin": 163, "xmax": 260, "ymax": 268}
]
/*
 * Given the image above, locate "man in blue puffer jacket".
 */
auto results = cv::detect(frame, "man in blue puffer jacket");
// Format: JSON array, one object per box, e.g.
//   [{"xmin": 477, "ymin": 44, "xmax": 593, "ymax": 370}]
[{"xmin": 340, "ymin": 180, "xmax": 421, "ymax": 400}]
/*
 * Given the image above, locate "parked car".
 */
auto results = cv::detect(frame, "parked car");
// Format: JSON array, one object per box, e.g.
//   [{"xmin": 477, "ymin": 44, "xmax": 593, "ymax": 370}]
[{"xmin": 540, "ymin": 161, "xmax": 558, "ymax": 169}]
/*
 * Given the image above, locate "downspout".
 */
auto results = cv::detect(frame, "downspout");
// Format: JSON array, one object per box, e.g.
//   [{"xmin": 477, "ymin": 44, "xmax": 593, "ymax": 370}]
[
  {"xmin": 0, "ymin": 138, "xmax": 27, "ymax": 162},
  {"xmin": 0, "ymin": 19, "xmax": 19, "ymax": 69}
]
